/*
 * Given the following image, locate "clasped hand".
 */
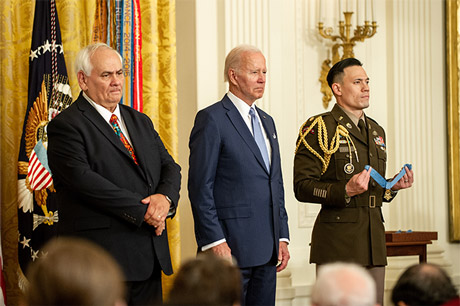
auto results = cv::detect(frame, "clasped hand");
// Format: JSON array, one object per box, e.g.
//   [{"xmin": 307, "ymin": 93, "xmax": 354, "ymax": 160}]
[{"xmin": 142, "ymin": 194, "xmax": 170, "ymax": 236}]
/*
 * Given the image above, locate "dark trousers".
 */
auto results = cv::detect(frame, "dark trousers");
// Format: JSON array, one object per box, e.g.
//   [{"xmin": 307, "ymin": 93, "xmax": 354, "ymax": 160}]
[
  {"xmin": 125, "ymin": 258, "xmax": 163, "ymax": 305},
  {"xmin": 240, "ymin": 262, "xmax": 277, "ymax": 306}
]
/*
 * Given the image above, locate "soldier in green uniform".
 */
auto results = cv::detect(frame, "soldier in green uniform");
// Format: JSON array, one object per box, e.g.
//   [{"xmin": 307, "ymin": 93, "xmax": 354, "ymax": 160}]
[{"xmin": 293, "ymin": 58, "xmax": 414, "ymax": 305}]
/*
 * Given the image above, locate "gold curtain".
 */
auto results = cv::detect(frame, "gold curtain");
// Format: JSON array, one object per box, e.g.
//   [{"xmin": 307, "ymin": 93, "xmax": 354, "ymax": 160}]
[
  {"xmin": 0, "ymin": 0, "xmax": 179, "ymax": 304},
  {"xmin": 140, "ymin": 0, "xmax": 180, "ymax": 297}
]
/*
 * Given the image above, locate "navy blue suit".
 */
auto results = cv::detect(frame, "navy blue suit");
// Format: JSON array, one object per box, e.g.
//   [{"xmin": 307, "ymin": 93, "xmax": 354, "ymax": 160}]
[{"xmin": 188, "ymin": 94, "xmax": 289, "ymax": 304}]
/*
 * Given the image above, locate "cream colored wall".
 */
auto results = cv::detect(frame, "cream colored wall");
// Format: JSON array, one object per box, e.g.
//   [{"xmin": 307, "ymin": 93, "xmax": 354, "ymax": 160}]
[
  {"xmin": 176, "ymin": 0, "xmax": 460, "ymax": 304},
  {"xmin": 176, "ymin": 0, "xmax": 198, "ymax": 263}
]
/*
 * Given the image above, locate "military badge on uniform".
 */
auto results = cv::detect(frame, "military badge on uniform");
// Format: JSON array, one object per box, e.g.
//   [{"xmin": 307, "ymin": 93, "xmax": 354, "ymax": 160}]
[
  {"xmin": 374, "ymin": 136, "xmax": 386, "ymax": 151},
  {"xmin": 374, "ymin": 136, "xmax": 385, "ymax": 146},
  {"xmin": 344, "ymin": 163, "xmax": 355, "ymax": 174}
]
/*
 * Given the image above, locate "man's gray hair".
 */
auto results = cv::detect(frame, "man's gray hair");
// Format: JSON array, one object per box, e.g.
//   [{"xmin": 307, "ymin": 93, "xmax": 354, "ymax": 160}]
[
  {"xmin": 75, "ymin": 43, "xmax": 123, "ymax": 76},
  {"xmin": 224, "ymin": 44, "xmax": 262, "ymax": 82},
  {"xmin": 311, "ymin": 262, "xmax": 376, "ymax": 306}
]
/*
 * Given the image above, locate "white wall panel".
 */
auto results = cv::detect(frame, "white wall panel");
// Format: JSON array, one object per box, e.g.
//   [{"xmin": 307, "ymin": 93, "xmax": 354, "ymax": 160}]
[{"xmin": 386, "ymin": 0, "xmax": 437, "ymax": 232}]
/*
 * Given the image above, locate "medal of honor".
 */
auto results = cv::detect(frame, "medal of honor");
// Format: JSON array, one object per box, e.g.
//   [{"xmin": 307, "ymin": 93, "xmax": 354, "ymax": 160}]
[
  {"xmin": 384, "ymin": 189, "xmax": 392, "ymax": 200},
  {"xmin": 344, "ymin": 163, "xmax": 355, "ymax": 174}
]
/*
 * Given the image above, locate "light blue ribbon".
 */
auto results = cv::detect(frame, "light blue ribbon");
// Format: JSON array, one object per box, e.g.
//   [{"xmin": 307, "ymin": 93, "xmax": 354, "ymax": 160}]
[{"xmin": 364, "ymin": 164, "xmax": 412, "ymax": 189}]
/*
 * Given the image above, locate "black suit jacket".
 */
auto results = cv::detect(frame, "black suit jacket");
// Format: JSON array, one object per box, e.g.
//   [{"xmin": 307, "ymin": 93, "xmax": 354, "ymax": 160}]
[{"xmin": 47, "ymin": 93, "xmax": 181, "ymax": 281}]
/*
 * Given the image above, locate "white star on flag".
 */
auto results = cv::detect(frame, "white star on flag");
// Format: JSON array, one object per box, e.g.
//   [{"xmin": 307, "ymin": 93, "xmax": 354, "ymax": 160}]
[
  {"xmin": 42, "ymin": 39, "xmax": 51, "ymax": 53},
  {"xmin": 29, "ymin": 49, "xmax": 38, "ymax": 61}
]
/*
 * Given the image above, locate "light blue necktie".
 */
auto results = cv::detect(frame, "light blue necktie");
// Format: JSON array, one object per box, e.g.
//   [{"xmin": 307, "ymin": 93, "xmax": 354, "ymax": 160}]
[{"xmin": 249, "ymin": 107, "xmax": 270, "ymax": 172}]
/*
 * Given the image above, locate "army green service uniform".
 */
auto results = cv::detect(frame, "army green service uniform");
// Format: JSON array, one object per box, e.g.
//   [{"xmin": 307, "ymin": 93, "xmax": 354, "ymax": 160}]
[{"xmin": 294, "ymin": 104, "xmax": 397, "ymax": 266}]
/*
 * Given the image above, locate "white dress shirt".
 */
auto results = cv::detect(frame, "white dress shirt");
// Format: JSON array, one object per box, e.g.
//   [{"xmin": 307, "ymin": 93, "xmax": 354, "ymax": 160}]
[
  {"xmin": 227, "ymin": 91, "xmax": 272, "ymax": 163},
  {"xmin": 83, "ymin": 92, "xmax": 134, "ymax": 146}
]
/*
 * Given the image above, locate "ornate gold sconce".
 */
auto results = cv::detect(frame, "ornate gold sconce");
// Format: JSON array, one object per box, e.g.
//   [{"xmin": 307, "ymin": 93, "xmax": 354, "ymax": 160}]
[{"xmin": 318, "ymin": 10, "xmax": 377, "ymax": 108}]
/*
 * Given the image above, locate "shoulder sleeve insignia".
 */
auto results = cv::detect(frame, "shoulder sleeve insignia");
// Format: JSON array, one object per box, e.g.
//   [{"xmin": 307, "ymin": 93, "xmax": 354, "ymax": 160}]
[{"xmin": 302, "ymin": 125, "xmax": 315, "ymax": 134}]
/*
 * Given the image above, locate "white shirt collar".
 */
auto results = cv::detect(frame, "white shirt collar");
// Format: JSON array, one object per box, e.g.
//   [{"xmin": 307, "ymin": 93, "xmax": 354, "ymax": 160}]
[
  {"xmin": 82, "ymin": 92, "xmax": 133, "ymax": 144},
  {"xmin": 83, "ymin": 91, "xmax": 121, "ymax": 123},
  {"xmin": 227, "ymin": 91, "xmax": 257, "ymax": 118}
]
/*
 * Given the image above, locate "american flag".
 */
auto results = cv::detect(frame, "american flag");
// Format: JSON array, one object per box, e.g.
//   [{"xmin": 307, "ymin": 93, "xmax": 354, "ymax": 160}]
[
  {"xmin": 17, "ymin": 0, "xmax": 72, "ymax": 283},
  {"xmin": 27, "ymin": 140, "xmax": 53, "ymax": 190}
]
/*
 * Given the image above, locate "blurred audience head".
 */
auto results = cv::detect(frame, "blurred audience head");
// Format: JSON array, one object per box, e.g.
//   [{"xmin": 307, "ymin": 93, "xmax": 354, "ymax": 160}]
[
  {"xmin": 311, "ymin": 262, "xmax": 377, "ymax": 306},
  {"xmin": 24, "ymin": 237, "xmax": 126, "ymax": 306},
  {"xmin": 167, "ymin": 251, "xmax": 241, "ymax": 306},
  {"xmin": 391, "ymin": 263, "xmax": 459, "ymax": 306}
]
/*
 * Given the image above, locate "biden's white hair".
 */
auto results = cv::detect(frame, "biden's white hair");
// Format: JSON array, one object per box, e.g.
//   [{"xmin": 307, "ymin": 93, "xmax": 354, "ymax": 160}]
[{"xmin": 224, "ymin": 44, "xmax": 263, "ymax": 82}]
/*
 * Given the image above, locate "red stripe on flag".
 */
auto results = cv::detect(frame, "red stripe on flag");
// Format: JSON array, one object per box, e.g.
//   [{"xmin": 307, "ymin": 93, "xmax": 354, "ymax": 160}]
[
  {"xmin": 28, "ymin": 151, "xmax": 52, "ymax": 190},
  {"xmin": 33, "ymin": 168, "xmax": 52, "ymax": 190},
  {"xmin": 28, "ymin": 153, "xmax": 40, "ymax": 183},
  {"xmin": 133, "ymin": 0, "xmax": 143, "ymax": 113},
  {"xmin": 31, "ymin": 166, "xmax": 45, "ymax": 188}
]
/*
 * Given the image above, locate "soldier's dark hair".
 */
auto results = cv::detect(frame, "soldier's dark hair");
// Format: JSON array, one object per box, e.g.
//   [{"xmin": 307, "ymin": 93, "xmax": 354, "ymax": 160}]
[{"xmin": 327, "ymin": 58, "xmax": 363, "ymax": 89}]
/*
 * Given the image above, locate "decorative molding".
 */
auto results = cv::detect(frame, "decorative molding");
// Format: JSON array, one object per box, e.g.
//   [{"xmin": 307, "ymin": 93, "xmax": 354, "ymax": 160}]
[
  {"xmin": 298, "ymin": 203, "xmax": 320, "ymax": 229},
  {"xmin": 446, "ymin": 0, "xmax": 460, "ymax": 242},
  {"xmin": 224, "ymin": 0, "xmax": 271, "ymax": 112},
  {"xmin": 295, "ymin": 0, "xmax": 306, "ymax": 125},
  {"xmin": 294, "ymin": 0, "xmax": 326, "ymax": 229},
  {"xmin": 388, "ymin": 0, "xmax": 436, "ymax": 231}
]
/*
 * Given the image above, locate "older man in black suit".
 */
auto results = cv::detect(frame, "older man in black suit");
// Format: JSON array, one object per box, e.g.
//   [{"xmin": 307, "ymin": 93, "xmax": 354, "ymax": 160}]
[{"xmin": 47, "ymin": 43, "xmax": 181, "ymax": 305}]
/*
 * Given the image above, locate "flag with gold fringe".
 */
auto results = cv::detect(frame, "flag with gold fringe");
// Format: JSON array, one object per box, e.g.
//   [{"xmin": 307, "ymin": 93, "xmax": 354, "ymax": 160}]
[{"xmin": 17, "ymin": 0, "xmax": 72, "ymax": 288}]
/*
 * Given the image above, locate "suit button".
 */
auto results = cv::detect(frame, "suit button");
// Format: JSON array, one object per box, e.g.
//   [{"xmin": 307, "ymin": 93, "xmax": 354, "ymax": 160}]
[
  {"xmin": 372, "ymin": 182, "xmax": 376, "ymax": 187},
  {"xmin": 336, "ymin": 216, "xmax": 340, "ymax": 220}
]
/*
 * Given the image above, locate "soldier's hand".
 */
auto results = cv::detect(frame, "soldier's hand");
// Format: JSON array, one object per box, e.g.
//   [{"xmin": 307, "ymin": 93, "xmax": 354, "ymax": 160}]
[
  {"xmin": 345, "ymin": 167, "xmax": 371, "ymax": 197},
  {"xmin": 391, "ymin": 166, "xmax": 414, "ymax": 191}
]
